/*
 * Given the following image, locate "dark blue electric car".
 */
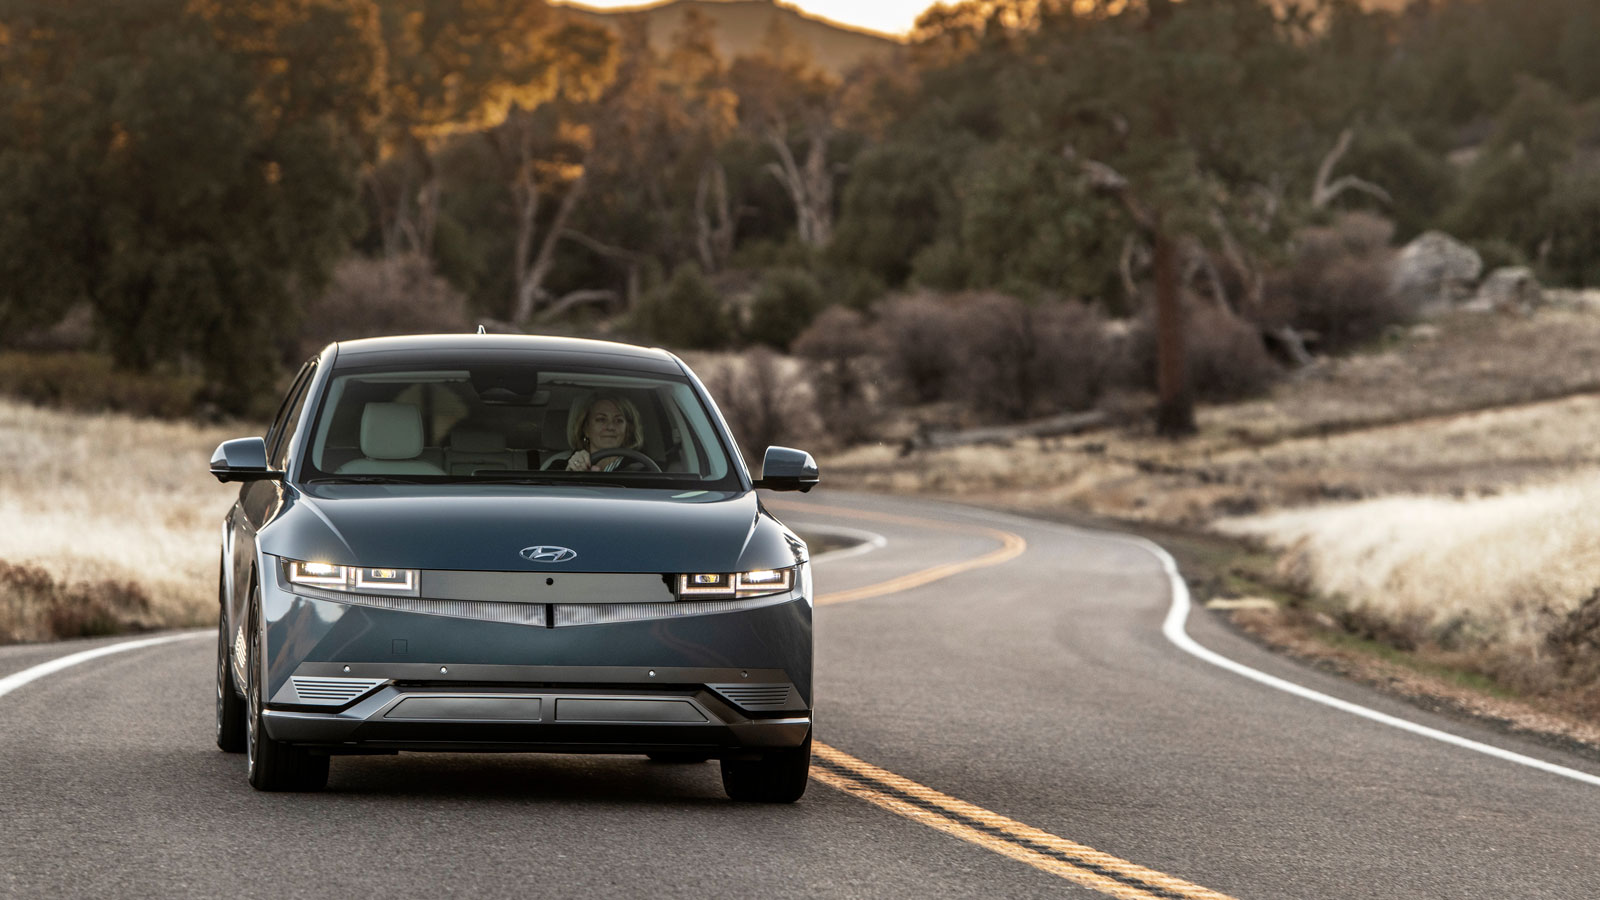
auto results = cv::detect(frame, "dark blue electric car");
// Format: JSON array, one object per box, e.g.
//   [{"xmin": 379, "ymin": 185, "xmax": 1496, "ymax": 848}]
[{"xmin": 210, "ymin": 335, "xmax": 818, "ymax": 800}]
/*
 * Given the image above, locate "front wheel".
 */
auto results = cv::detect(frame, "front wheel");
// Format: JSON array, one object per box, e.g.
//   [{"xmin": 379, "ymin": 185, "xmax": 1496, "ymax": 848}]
[
  {"xmin": 245, "ymin": 589, "xmax": 329, "ymax": 791},
  {"xmin": 721, "ymin": 732, "xmax": 810, "ymax": 803}
]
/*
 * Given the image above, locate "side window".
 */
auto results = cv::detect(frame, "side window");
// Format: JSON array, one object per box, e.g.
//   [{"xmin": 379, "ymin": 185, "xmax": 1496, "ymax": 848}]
[
  {"xmin": 268, "ymin": 363, "xmax": 318, "ymax": 470},
  {"xmin": 264, "ymin": 363, "xmax": 313, "ymax": 450}
]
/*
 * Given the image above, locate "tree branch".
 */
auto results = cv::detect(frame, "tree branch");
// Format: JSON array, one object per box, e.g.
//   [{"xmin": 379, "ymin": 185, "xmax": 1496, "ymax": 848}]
[
  {"xmin": 1312, "ymin": 128, "xmax": 1393, "ymax": 209},
  {"xmin": 531, "ymin": 288, "xmax": 619, "ymax": 324},
  {"xmin": 1064, "ymin": 144, "xmax": 1155, "ymax": 233},
  {"xmin": 561, "ymin": 227, "xmax": 646, "ymax": 264}
]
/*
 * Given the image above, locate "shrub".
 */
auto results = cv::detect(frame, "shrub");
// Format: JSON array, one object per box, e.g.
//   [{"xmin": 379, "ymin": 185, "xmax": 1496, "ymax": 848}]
[
  {"xmin": 1537, "ymin": 163, "xmax": 1600, "ymax": 287},
  {"xmin": 0, "ymin": 351, "xmax": 203, "ymax": 419},
  {"xmin": 1268, "ymin": 213, "xmax": 1406, "ymax": 353},
  {"xmin": 792, "ymin": 306, "xmax": 880, "ymax": 446},
  {"xmin": 870, "ymin": 292, "xmax": 965, "ymax": 403},
  {"xmin": 1183, "ymin": 304, "xmax": 1282, "ymax": 402},
  {"xmin": 908, "ymin": 239, "xmax": 971, "ymax": 291},
  {"xmin": 0, "ymin": 560, "xmax": 152, "ymax": 643},
  {"xmin": 632, "ymin": 262, "xmax": 731, "ymax": 350},
  {"xmin": 295, "ymin": 254, "xmax": 471, "ymax": 361},
  {"xmin": 1024, "ymin": 300, "xmax": 1111, "ymax": 413},
  {"xmin": 1547, "ymin": 588, "xmax": 1600, "ymax": 693},
  {"xmin": 699, "ymin": 347, "xmax": 820, "ymax": 461},
  {"xmin": 830, "ymin": 141, "xmax": 955, "ymax": 286},
  {"xmin": 1119, "ymin": 300, "xmax": 1281, "ymax": 403},
  {"xmin": 868, "ymin": 291, "xmax": 1109, "ymax": 422},
  {"xmin": 745, "ymin": 268, "xmax": 827, "ymax": 350},
  {"xmin": 1341, "ymin": 127, "xmax": 1458, "ymax": 240},
  {"xmin": 818, "ymin": 265, "xmax": 888, "ymax": 312},
  {"xmin": 1471, "ymin": 238, "xmax": 1528, "ymax": 273}
]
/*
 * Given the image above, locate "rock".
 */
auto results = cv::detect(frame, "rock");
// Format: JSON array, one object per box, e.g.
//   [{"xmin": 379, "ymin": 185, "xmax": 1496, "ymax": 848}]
[
  {"xmin": 1476, "ymin": 266, "xmax": 1543, "ymax": 314},
  {"xmin": 1390, "ymin": 231, "xmax": 1482, "ymax": 316}
]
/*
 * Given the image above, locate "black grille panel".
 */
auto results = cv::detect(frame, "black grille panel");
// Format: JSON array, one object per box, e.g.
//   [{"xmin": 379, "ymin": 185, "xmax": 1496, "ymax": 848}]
[
  {"xmin": 290, "ymin": 676, "xmax": 386, "ymax": 706},
  {"xmin": 708, "ymin": 683, "xmax": 795, "ymax": 711}
]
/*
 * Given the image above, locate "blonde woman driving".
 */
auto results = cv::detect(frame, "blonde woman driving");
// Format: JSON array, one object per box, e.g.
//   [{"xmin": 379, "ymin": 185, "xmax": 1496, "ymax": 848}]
[{"xmin": 563, "ymin": 392, "xmax": 659, "ymax": 472}]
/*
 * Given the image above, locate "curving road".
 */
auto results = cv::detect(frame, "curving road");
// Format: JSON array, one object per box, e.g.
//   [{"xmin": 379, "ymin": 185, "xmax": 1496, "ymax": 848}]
[{"xmin": 3, "ymin": 490, "xmax": 1598, "ymax": 899}]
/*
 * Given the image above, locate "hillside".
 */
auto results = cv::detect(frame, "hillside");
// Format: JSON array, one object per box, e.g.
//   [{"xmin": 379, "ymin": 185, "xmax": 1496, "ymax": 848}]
[{"xmin": 557, "ymin": 0, "xmax": 900, "ymax": 76}]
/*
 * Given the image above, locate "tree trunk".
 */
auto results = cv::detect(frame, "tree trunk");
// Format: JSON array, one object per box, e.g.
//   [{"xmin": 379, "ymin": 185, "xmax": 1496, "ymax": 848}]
[
  {"xmin": 762, "ymin": 116, "xmax": 833, "ymax": 248},
  {"xmin": 379, "ymin": 135, "xmax": 440, "ymax": 258},
  {"xmin": 1153, "ymin": 227, "xmax": 1195, "ymax": 437},
  {"xmin": 512, "ymin": 173, "xmax": 586, "ymax": 326},
  {"xmin": 510, "ymin": 164, "xmax": 542, "ymax": 322},
  {"xmin": 695, "ymin": 160, "xmax": 735, "ymax": 272},
  {"xmin": 800, "ymin": 116, "xmax": 834, "ymax": 246}
]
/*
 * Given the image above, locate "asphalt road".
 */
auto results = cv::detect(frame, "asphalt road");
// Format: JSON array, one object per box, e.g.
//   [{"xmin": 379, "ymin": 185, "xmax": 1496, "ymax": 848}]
[{"xmin": 3, "ymin": 490, "xmax": 1598, "ymax": 899}]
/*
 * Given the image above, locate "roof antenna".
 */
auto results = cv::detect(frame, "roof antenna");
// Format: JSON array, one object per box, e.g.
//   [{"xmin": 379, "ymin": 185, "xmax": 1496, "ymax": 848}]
[{"xmin": 476, "ymin": 324, "xmax": 486, "ymax": 334}]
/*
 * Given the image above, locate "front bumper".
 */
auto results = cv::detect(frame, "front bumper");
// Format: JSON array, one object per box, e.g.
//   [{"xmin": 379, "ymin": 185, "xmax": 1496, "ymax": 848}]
[
  {"xmin": 256, "ymin": 564, "xmax": 813, "ymax": 755},
  {"xmin": 264, "ymin": 675, "xmax": 810, "ymax": 756}
]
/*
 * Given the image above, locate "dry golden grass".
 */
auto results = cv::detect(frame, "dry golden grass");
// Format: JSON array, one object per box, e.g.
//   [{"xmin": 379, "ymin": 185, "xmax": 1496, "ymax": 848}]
[
  {"xmin": 1217, "ymin": 476, "xmax": 1600, "ymax": 653},
  {"xmin": 0, "ymin": 399, "xmax": 246, "ymax": 642}
]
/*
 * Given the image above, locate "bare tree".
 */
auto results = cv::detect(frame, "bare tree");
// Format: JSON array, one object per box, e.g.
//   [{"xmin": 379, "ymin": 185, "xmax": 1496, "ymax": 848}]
[
  {"xmin": 484, "ymin": 23, "xmax": 617, "ymax": 326},
  {"xmin": 731, "ymin": 23, "xmax": 841, "ymax": 248}
]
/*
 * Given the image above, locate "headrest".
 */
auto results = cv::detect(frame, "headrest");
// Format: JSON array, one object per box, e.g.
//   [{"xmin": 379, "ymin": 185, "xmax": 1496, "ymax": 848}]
[
  {"xmin": 542, "ymin": 408, "xmax": 573, "ymax": 450},
  {"xmin": 360, "ymin": 403, "xmax": 424, "ymax": 460},
  {"xmin": 450, "ymin": 429, "xmax": 506, "ymax": 453}
]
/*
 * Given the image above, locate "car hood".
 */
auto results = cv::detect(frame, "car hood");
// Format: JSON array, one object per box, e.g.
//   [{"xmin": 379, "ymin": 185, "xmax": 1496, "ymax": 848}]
[{"xmin": 259, "ymin": 484, "xmax": 803, "ymax": 574}]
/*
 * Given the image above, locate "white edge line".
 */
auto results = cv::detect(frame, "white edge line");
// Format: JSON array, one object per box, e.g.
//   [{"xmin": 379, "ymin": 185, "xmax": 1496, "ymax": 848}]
[
  {"xmin": 1144, "ymin": 542, "xmax": 1600, "ymax": 788},
  {"xmin": 905, "ymin": 499, "xmax": 1600, "ymax": 789},
  {"xmin": 801, "ymin": 524, "xmax": 889, "ymax": 565},
  {"xmin": 0, "ymin": 630, "xmax": 210, "ymax": 702}
]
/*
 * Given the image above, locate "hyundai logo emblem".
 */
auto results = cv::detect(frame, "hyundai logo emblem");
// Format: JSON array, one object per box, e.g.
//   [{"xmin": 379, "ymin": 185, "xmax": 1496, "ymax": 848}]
[{"xmin": 520, "ymin": 545, "xmax": 577, "ymax": 563}]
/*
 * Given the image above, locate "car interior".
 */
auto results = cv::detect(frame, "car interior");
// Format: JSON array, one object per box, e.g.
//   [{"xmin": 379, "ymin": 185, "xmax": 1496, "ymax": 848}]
[{"xmin": 308, "ymin": 371, "xmax": 711, "ymax": 479}]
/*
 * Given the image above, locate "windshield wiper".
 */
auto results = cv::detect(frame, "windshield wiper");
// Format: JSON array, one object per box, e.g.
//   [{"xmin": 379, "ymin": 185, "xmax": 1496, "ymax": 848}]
[
  {"xmin": 303, "ymin": 475, "xmax": 436, "ymax": 485},
  {"xmin": 451, "ymin": 476, "xmax": 619, "ymax": 487}
]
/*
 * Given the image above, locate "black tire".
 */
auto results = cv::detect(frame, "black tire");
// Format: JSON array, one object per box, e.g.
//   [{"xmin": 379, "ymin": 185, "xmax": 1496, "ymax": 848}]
[
  {"xmin": 245, "ymin": 588, "xmax": 330, "ymax": 791},
  {"xmin": 720, "ymin": 732, "xmax": 810, "ymax": 803},
  {"xmin": 215, "ymin": 607, "xmax": 246, "ymax": 753},
  {"xmin": 646, "ymin": 752, "xmax": 711, "ymax": 764}
]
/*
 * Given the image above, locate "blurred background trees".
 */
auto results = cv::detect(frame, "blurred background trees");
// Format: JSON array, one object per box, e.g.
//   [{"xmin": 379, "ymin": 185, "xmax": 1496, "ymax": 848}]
[{"xmin": 3, "ymin": 0, "xmax": 1599, "ymax": 423}]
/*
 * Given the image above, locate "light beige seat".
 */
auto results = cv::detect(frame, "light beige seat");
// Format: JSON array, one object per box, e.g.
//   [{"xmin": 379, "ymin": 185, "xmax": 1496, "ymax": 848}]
[
  {"xmin": 445, "ymin": 429, "xmax": 527, "ymax": 475},
  {"xmin": 335, "ymin": 403, "xmax": 446, "ymax": 476}
]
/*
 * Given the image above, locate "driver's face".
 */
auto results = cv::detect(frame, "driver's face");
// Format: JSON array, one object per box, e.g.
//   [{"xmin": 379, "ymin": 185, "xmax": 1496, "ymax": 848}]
[{"xmin": 584, "ymin": 399, "xmax": 627, "ymax": 450}]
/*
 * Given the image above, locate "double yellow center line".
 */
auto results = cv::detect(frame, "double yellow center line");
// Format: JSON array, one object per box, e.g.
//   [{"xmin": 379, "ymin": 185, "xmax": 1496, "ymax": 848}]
[
  {"xmin": 811, "ymin": 743, "xmax": 1233, "ymax": 900},
  {"xmin": 776, "ymin": 500, "xmax": 1236, "ymax": 900}
]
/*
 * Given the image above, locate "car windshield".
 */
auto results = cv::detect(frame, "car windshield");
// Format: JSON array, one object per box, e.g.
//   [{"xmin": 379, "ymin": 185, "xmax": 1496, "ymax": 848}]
[{"xmin": 297, "ymin": 363, "xmax": 741, "ymax": 490}]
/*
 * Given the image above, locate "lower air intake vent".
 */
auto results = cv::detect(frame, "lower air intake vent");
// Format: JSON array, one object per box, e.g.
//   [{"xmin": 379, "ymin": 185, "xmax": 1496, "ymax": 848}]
[
  {"xmin": 708, "ymin": 683, "xmax": 795, "ymax": 711},
  {"xmin": 290, "ymin": 676, "xmax": 386, "ymax": 706}
]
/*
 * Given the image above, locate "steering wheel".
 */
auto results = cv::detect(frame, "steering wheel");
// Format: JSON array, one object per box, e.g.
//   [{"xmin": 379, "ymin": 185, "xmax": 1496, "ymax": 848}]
[{"xmin": 588, "ymin": 447, "xmax": 662, "ymax": 472}]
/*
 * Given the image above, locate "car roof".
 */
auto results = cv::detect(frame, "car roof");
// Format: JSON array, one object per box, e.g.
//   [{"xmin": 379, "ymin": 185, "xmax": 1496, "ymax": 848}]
[{"xmin": 326, "ymin": 334, "xmax": 683, "ymax": 375}]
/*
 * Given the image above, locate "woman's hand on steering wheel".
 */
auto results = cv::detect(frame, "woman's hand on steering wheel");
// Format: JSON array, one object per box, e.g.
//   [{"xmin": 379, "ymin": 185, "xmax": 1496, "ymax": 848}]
[{"xmin": 586, "ymin": 447, "xmax": 661, "ymax": 472}]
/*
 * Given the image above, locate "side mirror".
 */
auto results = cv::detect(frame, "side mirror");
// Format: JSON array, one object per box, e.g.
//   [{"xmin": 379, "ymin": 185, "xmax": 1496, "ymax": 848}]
[
  {"xmin": 210, "ymin": 437, "xmax": 283, "ymax": 483},
  {"xmin": 754, "ymin": 446, "xmax": 819, "ymax": 493}
]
